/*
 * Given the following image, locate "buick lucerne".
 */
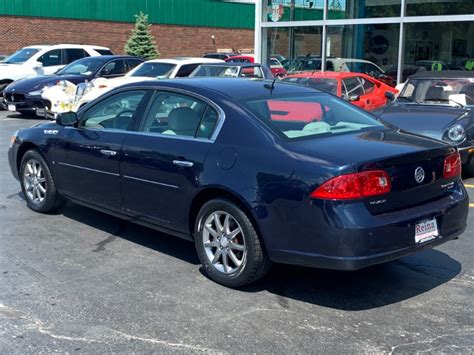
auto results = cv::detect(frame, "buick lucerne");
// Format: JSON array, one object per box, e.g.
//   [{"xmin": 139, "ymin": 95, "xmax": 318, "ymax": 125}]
[{"xmin": 8, "ymin": 78, "xmax": 468, "ymax": 287}]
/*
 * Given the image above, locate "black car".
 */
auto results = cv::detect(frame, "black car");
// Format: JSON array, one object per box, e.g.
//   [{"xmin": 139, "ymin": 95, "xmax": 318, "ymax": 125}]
[
  {"xmin": 8, "ymin": 78, "xmax": 468, "ymax": 287},
  {"xmin": 189, "ymin": 62, "xmax": 273, "ymax": 79},
  {"xmin": 376, "ymin": 71, "xmax": 474, "ymax": 174},
  {"xmin": 2, "ymin": 55, "xmax": 144, "ymax": 117}
]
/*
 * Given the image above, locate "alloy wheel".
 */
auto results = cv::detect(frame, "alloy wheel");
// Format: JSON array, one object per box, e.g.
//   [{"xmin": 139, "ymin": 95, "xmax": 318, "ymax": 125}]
[
  {"xmin": 23, "ymin": 159, "xmax": 47, "ymax": 204},
  {"xmin": 202, "ymin": 211, "xmax": 247, "ymax": 274}
]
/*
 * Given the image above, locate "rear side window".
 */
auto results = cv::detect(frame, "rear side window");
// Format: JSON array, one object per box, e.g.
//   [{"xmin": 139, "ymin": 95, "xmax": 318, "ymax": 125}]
[
  {"xmin": 38, "ymin": 49, "xmax": 62, "ymax": 67},
  {"xmin": 240, "ymin": 67, "xmax": 263, "ymax": 78},
  {"xmin": 175, "ymin": 64, "xmax": 200, "ymax": 77},
  {"xmin": 139, "ymin": 92, "xmax": 219, "ymax": 139},
  {"xmin": 65, "ymin": 48, "xmax": 88, "ymax": 64},
  {"xmin": 361, "ymin": 77, "xmax": 375, "ymax": 94},
  {"xmin": 94, "ymin": 49, "xmax": 114, "ymax": 55}
]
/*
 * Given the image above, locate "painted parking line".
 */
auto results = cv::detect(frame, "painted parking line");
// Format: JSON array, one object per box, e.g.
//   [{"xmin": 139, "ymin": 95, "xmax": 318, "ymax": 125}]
[
  {"xmin": 464, "ymin": 184, "xmax": 474, "ymax": 188},
  {"xmin": 470, "ymin": 203, "xmax": 474, "ymax": 208}
]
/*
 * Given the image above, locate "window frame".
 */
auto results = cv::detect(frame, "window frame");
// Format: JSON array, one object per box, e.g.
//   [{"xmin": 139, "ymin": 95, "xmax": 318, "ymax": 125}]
[
  {"xmin": 37, "ymin": 48, "xmax": 63, "ymax": 67},
  {"xmin": 133, "ymin": 88, "xmax": 226, "ymax": 143}
]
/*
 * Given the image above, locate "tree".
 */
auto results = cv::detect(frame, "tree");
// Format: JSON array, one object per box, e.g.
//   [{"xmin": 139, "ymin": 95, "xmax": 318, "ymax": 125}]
[{"xmin": 124, "ymin": 12, "xmax": 159, "ymax": 60}]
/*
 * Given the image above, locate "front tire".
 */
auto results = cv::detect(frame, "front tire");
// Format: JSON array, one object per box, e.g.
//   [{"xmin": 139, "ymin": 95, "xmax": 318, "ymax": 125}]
[
  {"xmin": 20, "ymin": 150, "xmax": 66, "ymax": 213},
  {"xmin": 194, "ymin": 199, "xmax": 271, "ymax": 287}
]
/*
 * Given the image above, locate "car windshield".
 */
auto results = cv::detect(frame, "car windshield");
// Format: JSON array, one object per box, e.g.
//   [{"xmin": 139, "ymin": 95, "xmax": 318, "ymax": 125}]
[
  {"xmin": 242, "ymin": 93, "xmax": 383, "ymax": 140},
  {"xmin": 398, "ymin": 78, "xmax": 474, "ymax": 106},
  {"xmin": 283, "ymin": 77, "xmax": 338, "ymax": 95},
  {"xmin": 127, "ymin": 62, "xmax": 176, "ymax": 78},
  {"xmin": 3, "ymin": 48, "xmax": 39, "ymax": 64},
  {"xmin": 57, "ymin": 57, "xmax": 107, "ymax": 75}
]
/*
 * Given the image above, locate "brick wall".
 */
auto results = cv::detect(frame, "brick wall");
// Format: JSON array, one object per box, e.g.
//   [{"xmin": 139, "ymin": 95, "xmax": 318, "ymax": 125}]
[{"xmin": 0, "ymin": 16, "xmax": 254, "ymax": 57}]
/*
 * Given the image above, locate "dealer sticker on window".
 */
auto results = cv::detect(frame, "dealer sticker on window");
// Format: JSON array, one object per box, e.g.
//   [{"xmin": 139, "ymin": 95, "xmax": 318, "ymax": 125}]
[{"xmin": 415, "ymin": 219, "xmax": 439, "ymax": 244}]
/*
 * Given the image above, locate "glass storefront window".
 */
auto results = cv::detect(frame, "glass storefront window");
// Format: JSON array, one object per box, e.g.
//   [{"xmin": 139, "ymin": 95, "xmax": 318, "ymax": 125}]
[
  {"xmin": 266, "ymin": 26, "xmax": 322, "ymax": 71},
  {"xmin": 326, "ymin": 24, "xmax": 400, "ymax": 85},
  {"xmin": 265, "ymin": 0, "xmax": 324, "ymax": 22},
  {"xmin": 327, "ymin": 0, "xmax": 401, "ymax": 19},
  {"xmin": 406, "ymin": 0, "xmax": 474, "ymax": 16},
  {"xmin": 403, "ymin": 21, "xmax": 474, "ymax": 82}
]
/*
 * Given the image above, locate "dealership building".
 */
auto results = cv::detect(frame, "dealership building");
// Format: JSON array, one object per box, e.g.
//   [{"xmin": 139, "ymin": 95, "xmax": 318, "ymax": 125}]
[
  {"xmin": 0, "ymin": 0, "xmax": 255, "ymax": 58},
  {"xmin": 255, "ymin": 0, "xmax": 474, "ymax": 84}
]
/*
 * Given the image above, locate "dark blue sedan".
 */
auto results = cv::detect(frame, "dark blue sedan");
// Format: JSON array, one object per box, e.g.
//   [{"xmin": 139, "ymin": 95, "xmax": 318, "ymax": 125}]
[
  {"xmin": 2, "ymin": 55, "xmax": 144, "ymax": 117},
  {"xmin": 8, "ymin": 78, "xmax": 468, "ymax": 287}
]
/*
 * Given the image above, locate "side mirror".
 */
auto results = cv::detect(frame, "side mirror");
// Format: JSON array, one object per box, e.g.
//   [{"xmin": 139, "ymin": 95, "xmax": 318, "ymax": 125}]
[
  {"xmin": 385, "ymin": 91, "xmax": 395, "ymax": 101},
  {"xmin": 56, "ymin": 112, "xmax": 78, "ymax": 127},
  {"xmin": 33, "ymin": 61, "xmax": 43, "ymax": 69},
  {"xmin": 349, "ymin": 95, "xmax": 360, "ymax": 102}
]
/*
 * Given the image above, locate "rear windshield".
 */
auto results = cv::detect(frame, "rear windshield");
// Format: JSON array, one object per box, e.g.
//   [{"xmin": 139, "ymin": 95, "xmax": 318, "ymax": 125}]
[
  {"xmin": 3, "ymin": 48, "xmax": 39, "ymax": 64},
  {"xmin": 242, "ymin": 93, "xmax": 383, "ymax": 140},
  {"xmin": 128, "ymin": 62, "xmax": 176, "ymax": 79},
  {"xmin": 283, "ymin": 77, "xmax": 338, "ymax": 95}
]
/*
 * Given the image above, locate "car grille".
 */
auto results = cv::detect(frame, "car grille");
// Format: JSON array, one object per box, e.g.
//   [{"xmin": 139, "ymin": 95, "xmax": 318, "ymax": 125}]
[{"xmin": 5, "ymin": 93, "xmax": 26, "ymax": 104}]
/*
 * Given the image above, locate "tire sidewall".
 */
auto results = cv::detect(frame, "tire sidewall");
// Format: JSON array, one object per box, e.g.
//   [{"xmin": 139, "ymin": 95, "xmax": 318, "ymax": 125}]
[{"xmin": 195, "ymin": 199, "xmax": 260, "ymax": 287}]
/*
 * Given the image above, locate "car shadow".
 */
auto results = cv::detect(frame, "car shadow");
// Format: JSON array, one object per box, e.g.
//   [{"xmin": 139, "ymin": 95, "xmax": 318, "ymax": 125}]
[
  {"xmin": 239, "ymin": 249, "xmax": 461, "ymax": 311},
  {"xmin": 58, "ymin": 202, "xmax": 460, "ymax": 311},
  {"xmin": 60, "ymin": 202, "xmax": 200, "ymax": 265}
]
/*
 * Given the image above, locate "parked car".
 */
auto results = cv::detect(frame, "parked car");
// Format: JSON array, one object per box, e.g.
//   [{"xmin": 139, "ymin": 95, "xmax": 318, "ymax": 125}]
[
  {"xmin": 49, "ymin": 57, "xmax": 224, "ymax": 112},
  {"xmin": 0, "ymin": 44, "xmax": 113, "ymax": 92},
  {"xmin": 2, "ymin": 55, "xmax": 144, "ymax": 117},
  {"xmin": 375, "ymin": 71, "xmax": 474, "ymax": 173},
  {"xmin": 284, "ymin": 72, "xmax": 398, "ymax": 111},
  {"xmin": 189, "ymin": 62, "xmax": 273, "ymax": 79},
  {"xmin": 225, "ymin": 55, "xmax": 286, "ymax": 77},
  {"xmin": 203, "ymin": 53, "xmax": 237, "ymax": 60},
  {"xmin": 8, "ymin": 78, "xmax": 467, "ymax": 287},
  {"xmin": 288, "ymin": 56, "xmax": 395, "ymax": 86}
]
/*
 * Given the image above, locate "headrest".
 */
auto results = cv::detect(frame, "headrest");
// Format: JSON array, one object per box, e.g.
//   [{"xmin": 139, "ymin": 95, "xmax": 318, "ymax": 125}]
[{"xmin": 168, "ymin": 107, "xmax": 199, "ymax": 132}]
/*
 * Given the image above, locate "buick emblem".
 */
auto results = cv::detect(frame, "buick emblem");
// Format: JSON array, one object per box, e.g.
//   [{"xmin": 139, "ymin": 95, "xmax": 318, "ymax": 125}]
[{"xmin": 414, "ymin": 167, "xmax": 425, "ymax": 183}]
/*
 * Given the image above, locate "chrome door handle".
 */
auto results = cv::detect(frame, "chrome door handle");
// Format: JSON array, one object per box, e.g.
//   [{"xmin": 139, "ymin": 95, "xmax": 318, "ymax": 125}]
[
  {"xmin": 173, "ymin": 160, "xmax": 194, "ymax": 168},
  {"xmin": 100, "ymin": 149, "xmax": 117, "ymax": 156}
]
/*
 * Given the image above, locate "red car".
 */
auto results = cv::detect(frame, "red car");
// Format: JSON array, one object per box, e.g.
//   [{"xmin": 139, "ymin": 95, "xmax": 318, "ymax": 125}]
[
  {"xmin": 225, "ymin": 55, "xmax": 286, "ymax": 77},
  {"xmin": 283, "ymin": 72, "xmax": 398, "ymax": 111}
]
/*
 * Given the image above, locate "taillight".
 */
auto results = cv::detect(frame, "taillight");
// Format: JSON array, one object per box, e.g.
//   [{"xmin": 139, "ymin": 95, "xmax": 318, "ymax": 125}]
[
  {"xmin": 443, "ymin": 152, "xmax": 461, "ymax": 179},
  {"xmin": 311, "ymin": 170, "xmax": 391, "ymax": 200}
]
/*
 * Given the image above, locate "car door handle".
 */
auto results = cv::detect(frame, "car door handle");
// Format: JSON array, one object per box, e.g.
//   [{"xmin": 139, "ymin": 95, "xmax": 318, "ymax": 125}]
[
  {"xmin": 173, "ymin": 160, "xmax": 194, "ymax": 168},
  {"xmin": 100, "ymin": 149, "xmax": 117, "ymax": 156}
]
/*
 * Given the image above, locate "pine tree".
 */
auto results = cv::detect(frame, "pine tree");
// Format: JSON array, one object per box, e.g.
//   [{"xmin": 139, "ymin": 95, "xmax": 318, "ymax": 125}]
[{"xmin": 124, "ymin": 12, "xmax": 159, "ymax": 60}]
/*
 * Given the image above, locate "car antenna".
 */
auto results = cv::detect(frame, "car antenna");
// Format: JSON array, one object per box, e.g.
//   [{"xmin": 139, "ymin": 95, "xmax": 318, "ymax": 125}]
[{"xmin": 264, "ymin": 78, "xmax": 277, "ymax": 93}]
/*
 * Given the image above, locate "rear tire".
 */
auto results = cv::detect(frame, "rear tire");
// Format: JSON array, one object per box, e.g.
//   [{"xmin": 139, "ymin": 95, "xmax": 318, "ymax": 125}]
[
  {"xmin": 194, "ymin": 198, "xmax": 271, "ymax": 287},
  {"xmin": 20, "ymin": 150, "xmax": 66, "ymax": 213}
]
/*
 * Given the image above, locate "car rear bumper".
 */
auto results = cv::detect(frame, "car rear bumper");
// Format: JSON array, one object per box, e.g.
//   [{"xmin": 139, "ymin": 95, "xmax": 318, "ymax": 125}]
[{"xmin": 263, "ymin": 181, "xmax": 468, "ymax": 270}]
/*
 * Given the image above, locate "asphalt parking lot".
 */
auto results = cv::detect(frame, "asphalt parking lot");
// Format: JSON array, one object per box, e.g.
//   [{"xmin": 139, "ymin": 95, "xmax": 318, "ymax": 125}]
[{"xmin": 0, "ymin": 111, "xmax": 473, "ymax": 353}]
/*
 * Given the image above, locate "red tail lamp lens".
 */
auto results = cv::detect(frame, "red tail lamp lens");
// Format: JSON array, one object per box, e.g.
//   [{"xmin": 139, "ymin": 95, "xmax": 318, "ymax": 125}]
[
  {"xmin": 311, "ymin": 170, "xmax": 391, "ymax": 200},
  {"xmin": 443, "ymin": 152, "xmax": 461, "ymax": 179}
]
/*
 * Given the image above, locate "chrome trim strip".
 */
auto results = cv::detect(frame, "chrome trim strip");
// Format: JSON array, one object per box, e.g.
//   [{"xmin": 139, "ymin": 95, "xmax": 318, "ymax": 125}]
[
  {"xmin": 123, "ymin": 175, "xmax": 179, "ymax": 189},
  {"xmin": 58, "ymin": 162, "xmax": 120, "ymax": 176}
]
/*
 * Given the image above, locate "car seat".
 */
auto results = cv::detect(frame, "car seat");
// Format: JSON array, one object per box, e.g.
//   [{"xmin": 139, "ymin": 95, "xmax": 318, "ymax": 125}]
[{"xmin": 162, "ymin": 107, "xmax": 200, "ymax": 136}]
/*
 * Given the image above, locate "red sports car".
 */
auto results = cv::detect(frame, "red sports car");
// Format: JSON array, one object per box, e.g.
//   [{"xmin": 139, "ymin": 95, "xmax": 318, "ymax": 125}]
[
  {"xmin": 283, "ymin": 72, "xmax": 398, "ymax": 111},
  {"xmin": 225, "ymin": 55, "xmax": 286, "ymax": 77}
]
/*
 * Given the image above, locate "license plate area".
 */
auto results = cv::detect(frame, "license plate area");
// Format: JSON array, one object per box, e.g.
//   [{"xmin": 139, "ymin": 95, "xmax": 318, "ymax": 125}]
[
  {"xmin": 8, "ymin": 104, "xmax": 16, "ymax": 112},
  {"xmin": 415, "ymin": 218, "xmax": 439, "ymax": 244}
]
